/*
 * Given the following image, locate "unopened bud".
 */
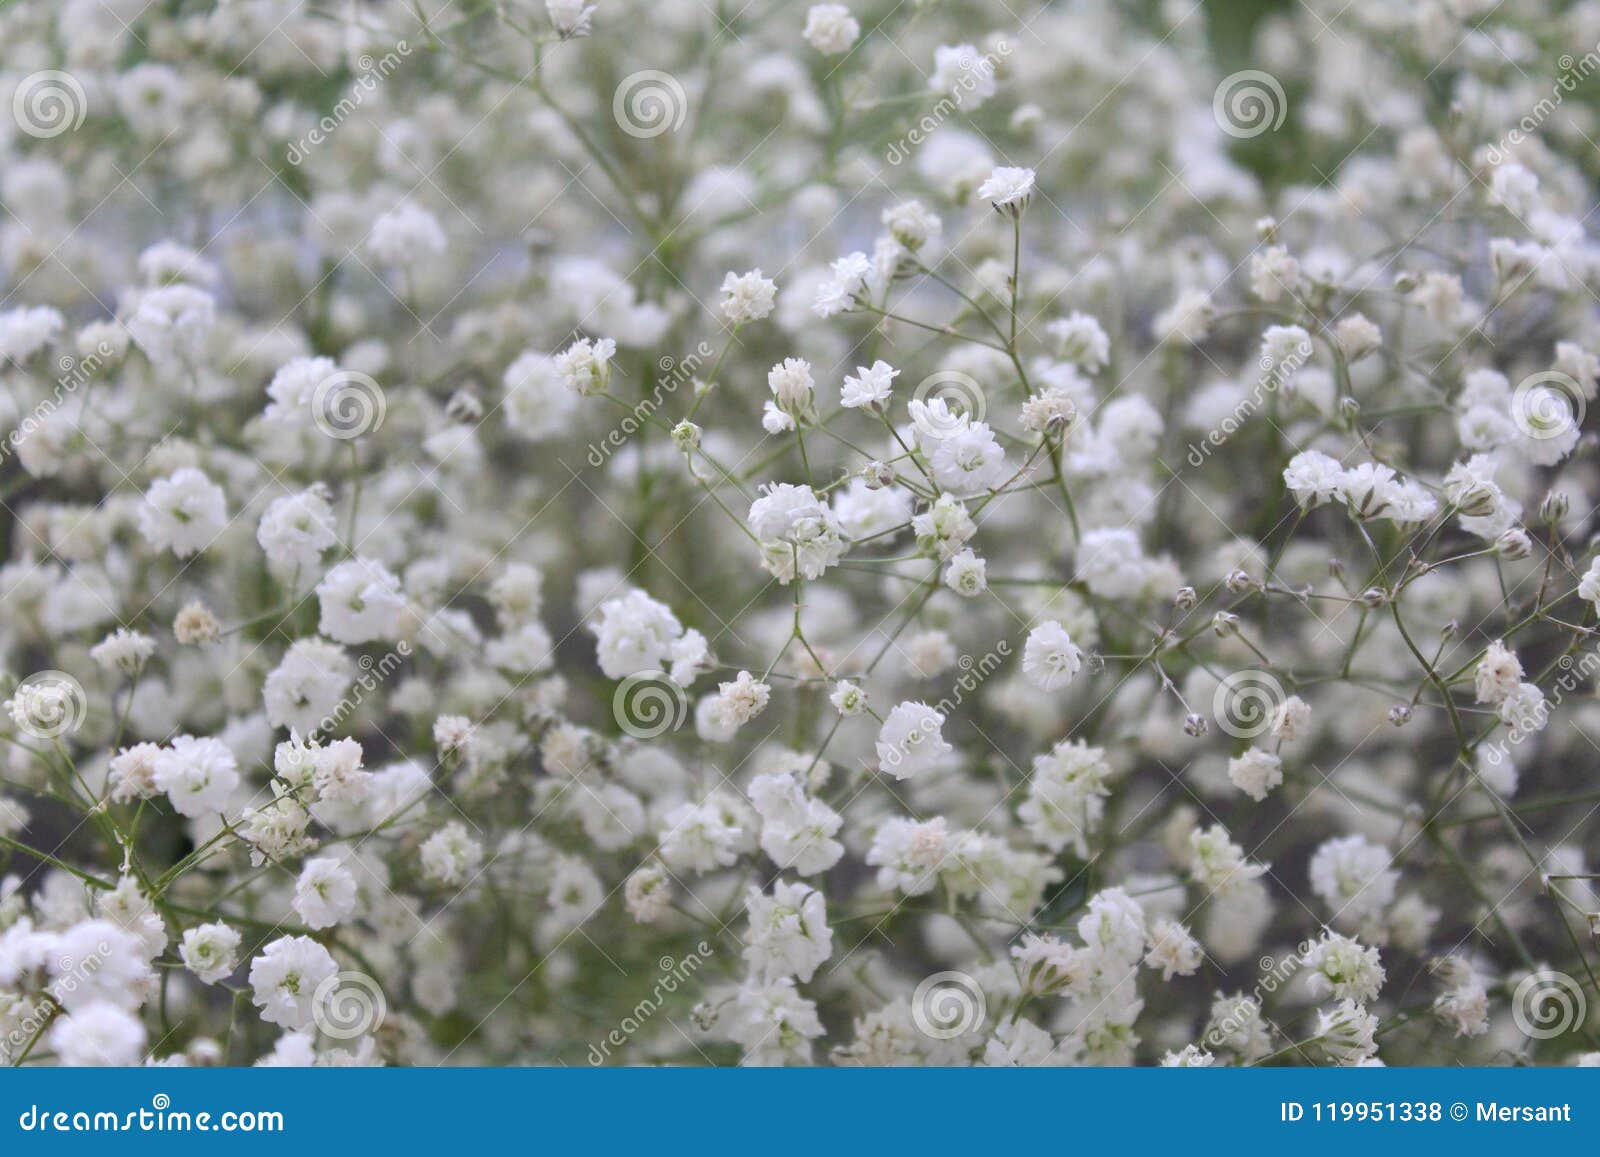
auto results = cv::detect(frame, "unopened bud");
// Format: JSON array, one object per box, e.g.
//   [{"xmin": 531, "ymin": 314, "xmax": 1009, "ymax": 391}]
[
  {"xmin": 1212, "ymin": 612, "xmax": 1239, "ymax": 636},
  {"xmin": 1388, "ymin": 703, "xmax": 1413, "ymax": 727},
  {"xmin": 1175, "ymin": 585, "xmax": 1197, "ymax": 610},
  {"xmin": 1394, "ymin": 272, "xmax": 1418, "ymax": 294},
  {"xmin": 671, "ymin": 420, "xmax": 701, "ymax": 451},
  {"xmin": 1360, "ymin": 587, "xmax": 1388, "ymax": 609},
  {"xmin": 1184, "ymin": 713, "xmax": 1209, "ymax": 738},
  {"xmin": 863, "ymin": 460, "xmax": 895, "ymax": 489},
  {"xmin": 1541, "ymin": 491, "xmax": 1569, "ymax": 526},
  {"xmin": 1225, "ymin": 569, "xmax": 1256, "ymax": 594},
  {"xmin": 1496, "ymin": 528, "xmax": 1533, "ymax": 560}
]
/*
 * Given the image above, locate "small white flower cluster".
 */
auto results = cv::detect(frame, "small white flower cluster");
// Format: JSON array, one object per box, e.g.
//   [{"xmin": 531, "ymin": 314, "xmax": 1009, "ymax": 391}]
[{"xmin": 0, "ymin": 0, "xmax": 1597, "ymax": 1071}]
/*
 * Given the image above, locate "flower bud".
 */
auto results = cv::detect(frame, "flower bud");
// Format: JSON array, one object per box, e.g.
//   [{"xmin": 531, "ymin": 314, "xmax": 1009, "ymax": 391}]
[
  {"xmin": 1541, "ymin": 491, "xmax": 1569, "ymax": 526},
  {"xmin": 863, "ymin": 460, "xmax": 895, "ymax": 489},
  {"xmin": 1496, "ymin": 528, "xmax": 1533, "ymax": 560},
  {"xmin": 1175, "ymin": 585, "xmax": 1197, "ymax": 610},
  {"xmin": 671, "ymin": 420, "xmax": 701, "ymax": 452},
  {"xmin": 1360, "ymin": 587, "xmax": 1388, "ymax": 609},
  {"xmin": 1212, "ymin": 611, "xmax": 1239, "ymax": 636},
  {"xmin": 1388, "ymin": 703, "xmax": 1413, "ymax": 727},
  {"xmin": 1184, "ymin": 713, "xmax": 1208, "ymax": 738}
]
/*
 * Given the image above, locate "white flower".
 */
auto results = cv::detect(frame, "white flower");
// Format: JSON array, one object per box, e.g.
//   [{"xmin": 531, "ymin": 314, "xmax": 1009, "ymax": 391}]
[
  {"xmin": 317, "ymin": 557, "xmax": 406, "ymax": 644},
  {"xmin": 48, "ymin": 1001, "xmax": 146, "ymax": 1066},
  {"xmin": 1046, "ymin": 312, "xmax": 1110, "ymax": 370},
  {"xmin": 829, "ymin": 680, "xmax": 868, "ymax": 716},
  {"xmin": 867, "ymin": 816, "xmax": 950, "ymax": 895},
  {"xmin": 248, "ymin": 935, "xmax": 338, "ymax": 1030},
  {"xmin": 49, "ymin": 920, "xmax": 155, "ymax": 1011},
  {"xmin": 744, "ymin": 879, "xmax": 832, "ymax": 981},
  {"xmin": 1308, "ymin": 834, "xmax": 1397, "ymax": 926},
  {"xmin": 180, "ymin": 922, "xmax": 241, "ymax": 984},
  {"xmin": 547, "ymin": 0, "xmax": 596, "ymax": 37},
  {"xmin": 943, "ymin": 548, "xmax": 987, "ymax": 596},
  {"xmin": 1019, "ymin": 738, "xmax": 1110, "ymax": 856},
  {"xmin": 125, "ymin": 284, "xmax": 214, "ymax": 366},
  {"xmin": 749, "ymin": 770, "xmax": 843, "ymax": 872},
  {"xmin": 1302, "ymin": 931, "xmax": 1385, "ymax": 1004},
  {"xmin": 139, "ymin": 468, "xmax": 227, "ymax": 557},
  {"xmin": 875, "ymin": 701, "xmax": 951, "ymax": 779},
  {"xmin": 767, "ymin": 356, "xmax": 816, "ymax": 422},
  {"xmin": 420, "ymin": 821, "xmax": 484, "ymax": 887},
  {"xmin": 263, "ymin": 638, "xmax": 354, "ymax": 735},
  {"xmin": 1474, "ymin": 639, "xmax": 1523, "ymax": 706},
  {"xmin": 719, "ymin": 269, "xmax": 777, "ymax": 323},
  {"xmin": 977, "ymin": 166, "xmax": 1035, "ymax": 211},
  {"xmin": 840, "ymin": 360, "xmax": 898, "ymax": 409},
  {"xmin": 366, "ymin": 203, "xmax": 447, "ymax": 268},
  {"xmin": 90, "ymin": 628, "xmax": 156, "ymax": 676},
  {"xmin": 802, "ymin": 4, "xmax": 859, "ymax": 56},
  {"xmin": 258, "ymin": 489, "xmax": 339, "ymax": 582},
  {"xmin": 1188, "ymin": 824, "xmax": 1267, "ymax": 894},
  {"xmin": 293, "ymin": 857, "xmax": 359, "ymax": 929},
  {"xmin": 1283, "ymin": 450, "xmax": 1348, "ymax": 508},
  {"xmin": 1021, "ymin": 620, "xmax": 1082, "ymax": 691},
  {"xmin": 728, "ymin": 978, "xmax": 823, "ymax": 1065},
  {"xmin": 553, "ymin": 336, "xmax": 617, "ymax": 396},
  {"xmin": 151, "ymin": 735, "xmax": 240, "ymax": 818},
  {"xmin": 931, "ymin": 44, "xmax": 997, "ymax": 109},
  {"xmin": 748, "ymin": 483, "xmax": 847, "ymax": 582},
  {"xmin": 882, "ymin": 201, "xmax": 941, "ymax": 252},
  {"xmin": 1226, "ymin": 748, "xmax": 1283, "ymax": 802}
]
